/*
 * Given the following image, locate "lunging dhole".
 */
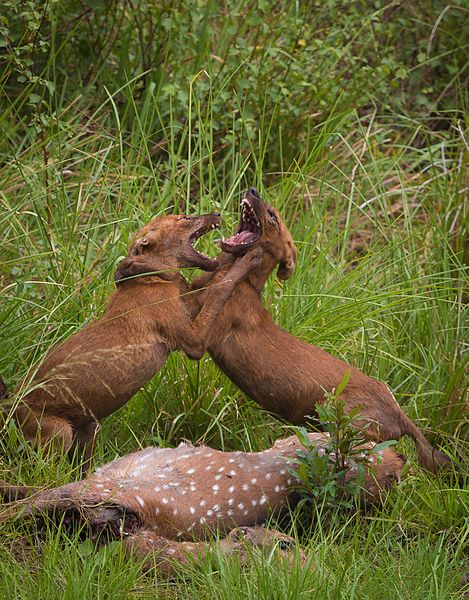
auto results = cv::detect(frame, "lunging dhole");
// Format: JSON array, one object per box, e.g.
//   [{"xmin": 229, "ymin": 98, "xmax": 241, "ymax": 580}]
[
  {"xmin": 191, "ymin": 188, "xmax": 450, "ymax": 473},
  {"xmin": 1, "ymin": 212, "xmax": 260, "ymax": 464}
]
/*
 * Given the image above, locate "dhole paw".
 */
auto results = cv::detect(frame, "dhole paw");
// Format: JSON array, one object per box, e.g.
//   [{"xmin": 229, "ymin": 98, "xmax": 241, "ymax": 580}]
[{"xmin": 235, "ymin": 248, "xmax": 262, "ymax": 272}]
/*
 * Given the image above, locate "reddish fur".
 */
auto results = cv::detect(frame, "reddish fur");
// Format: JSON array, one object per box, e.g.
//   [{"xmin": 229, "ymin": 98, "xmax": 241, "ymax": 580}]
[
  {"xmin": 4, "ymin": 213, "xmax": 260, "ymax": 462},
  {"xmin": 192, "ymin": 189, "xmax": 450, "ymax": 474}
]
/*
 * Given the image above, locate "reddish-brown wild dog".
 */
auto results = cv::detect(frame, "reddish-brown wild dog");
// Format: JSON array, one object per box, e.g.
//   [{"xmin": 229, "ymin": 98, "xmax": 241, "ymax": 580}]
[
  {"xmin": 0, "ymin": 433, "xmax": 404, "ymax": 573},
  {"xmin": 3, "ymin": 213, "xmax": 259, "ymax": 461},
  {"xmin": 192, "ymin": 189, "xmax": 450, "ymax": 473}
]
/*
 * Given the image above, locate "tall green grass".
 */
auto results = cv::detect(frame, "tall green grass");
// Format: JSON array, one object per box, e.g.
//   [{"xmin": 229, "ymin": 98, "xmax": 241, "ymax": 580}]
[{"xmin": 0, "ymin": 2, "xmax": 467, "ymax": 598}]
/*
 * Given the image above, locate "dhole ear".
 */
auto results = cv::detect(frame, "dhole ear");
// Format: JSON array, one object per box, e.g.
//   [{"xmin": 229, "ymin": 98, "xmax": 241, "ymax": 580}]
[
  {"xmin": 276, "ymin": 240, "xmax": 297, "ymax": 280},
  {"xmin": 133, "ymin": 237, "xmax": 149, "ymax": 256},
  {"xmin": 114, "ymin": 256, "xmax": 172, "ymax": 283}
]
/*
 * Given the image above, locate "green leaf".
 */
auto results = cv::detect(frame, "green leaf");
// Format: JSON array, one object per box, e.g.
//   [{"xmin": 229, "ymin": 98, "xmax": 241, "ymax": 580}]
[
  {"xmin": 294, "ymin": 426, "xmax": 312, "ymax": 449},
  {"xmin": 372, "ymin": 440, "xmax": 397, "ymax": 453},
  {"xmin": 335, "ymin": 370, "xmax": 351, "ymax": 397}
]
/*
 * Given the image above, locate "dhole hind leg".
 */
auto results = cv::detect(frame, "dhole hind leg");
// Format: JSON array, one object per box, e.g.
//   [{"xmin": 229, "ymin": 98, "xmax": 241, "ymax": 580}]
[{"xmin": 15, "ymin": 405, "xmax": 74, "ymax": 455}]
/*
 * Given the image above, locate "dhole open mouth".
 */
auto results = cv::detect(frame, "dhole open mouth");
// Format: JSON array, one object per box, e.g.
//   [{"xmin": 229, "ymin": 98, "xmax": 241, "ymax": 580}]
[
  {"xmin": 189, "ymin": 217, "xmax": 220, "ymax": 262},
  {"xmin": 221, "ymin": 195, "xmax": 261, "ymax": 253}
]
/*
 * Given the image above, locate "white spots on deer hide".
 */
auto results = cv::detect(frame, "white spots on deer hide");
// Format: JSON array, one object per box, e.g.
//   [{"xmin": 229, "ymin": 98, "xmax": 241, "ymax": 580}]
[
  {"xmin": 242, "ymin": 483, "xmax": 249, "ymax": 491},
  {"xmin": 136, "ymin": 495, "xmax": 145, "ymax": 508},
  {"xmin": 189, "ymin": 506, "xmax": 195, "ymax": 514},
  {"xmin": 265, "ymin": 473, "xmax": 272, "ymax": 480},
  {"xmin": 200, "ymin": 500, "xmax": 206, "ymax": 507},
  {"xmin": 237, "ymin": 503, "xmax": 245, "ymax": 510},
  {"xmin": 164, "ymin": 482, "xmax": 180, "ymax": 489},
  {"xmin": 228, "ymin": 486, "xmax": 235, "ymax": 494},
  {"xmin": 250, "ymin": 478, "xmax": 257, "ymax": 484},
  {"xmin": 259, "ymin": 495, "xmax": 267, "ymax": 505},
  {"xmin": 229, "ymin": 470, "xmax": 237, "ymax": 476},
  {"xmin": 212, "ymin": 484, "xmax": 219, "ymax": 492},
  {"xmin": 214, "ymin": 474, "xmax": 222, "ymax": 481},
  {"xmin": 186, "ymin": 468, "xmax": 195, "ymax": 475},
  {"xmin": 162, "ymin": 498, "xmax": 168, "ymax": 504}
]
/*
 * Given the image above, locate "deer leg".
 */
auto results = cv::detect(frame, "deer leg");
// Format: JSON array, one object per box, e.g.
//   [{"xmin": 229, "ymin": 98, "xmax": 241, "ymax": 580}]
[
  {"xmin": 124, "ymin": 526, "xmax": 306, "ymax": 575},
  {"xmin": 0, "ymin": 480, "xmax": 39, "ymax": 502},
  {"xmin": 0, "ymin": 481, "xmax": 84, "ymax": 524}
]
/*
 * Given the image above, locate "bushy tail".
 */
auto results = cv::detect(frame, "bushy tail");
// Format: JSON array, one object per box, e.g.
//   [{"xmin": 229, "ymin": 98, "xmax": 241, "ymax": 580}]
[{"xmin": 404, "ymin": 417, "xmax": 451, "ymax": 474}]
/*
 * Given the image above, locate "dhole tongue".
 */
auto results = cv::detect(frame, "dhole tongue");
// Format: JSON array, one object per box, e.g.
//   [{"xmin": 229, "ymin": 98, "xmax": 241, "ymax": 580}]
[{"xmin": 224, "ymin": 230, "xmax": 257, "ymax": 245}]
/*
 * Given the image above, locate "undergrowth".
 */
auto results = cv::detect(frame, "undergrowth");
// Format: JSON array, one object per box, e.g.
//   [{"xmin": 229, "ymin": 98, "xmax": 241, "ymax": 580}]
[{"xmin": 0, "ymin": 1, "xmax": 467, "ymax": 599}]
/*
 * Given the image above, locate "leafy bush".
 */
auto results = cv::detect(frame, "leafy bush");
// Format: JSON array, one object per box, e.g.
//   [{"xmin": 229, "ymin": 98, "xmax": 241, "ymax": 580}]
[
  {"xmin": 289, "ymin": 372, "xmax": 396, "ymax": 526},
  {"xmin": 1, "ymin": 1, "xmax": 466, "ymax": 168}
]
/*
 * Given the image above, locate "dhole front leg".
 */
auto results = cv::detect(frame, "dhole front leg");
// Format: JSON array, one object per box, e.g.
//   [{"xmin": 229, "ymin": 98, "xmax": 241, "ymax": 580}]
[{"xmin": 175, "ymin": 250, "xmax": 261, "ymax": 360}]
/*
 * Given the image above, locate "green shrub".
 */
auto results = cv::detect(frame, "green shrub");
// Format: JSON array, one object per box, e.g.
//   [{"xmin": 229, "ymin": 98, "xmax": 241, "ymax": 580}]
[{"xmin": 289, "ymin": 372, "xmax": 396, "ymax": 526}]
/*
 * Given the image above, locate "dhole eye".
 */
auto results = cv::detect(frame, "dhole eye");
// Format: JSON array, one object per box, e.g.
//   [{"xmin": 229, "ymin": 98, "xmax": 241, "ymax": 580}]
[
  {"xmin": 268, "ymin": 210, "xmax": 278, "ymax": 222},
  {"xmin": 179, "ymin": 216, "xmax": 191, "ymax": 221}
]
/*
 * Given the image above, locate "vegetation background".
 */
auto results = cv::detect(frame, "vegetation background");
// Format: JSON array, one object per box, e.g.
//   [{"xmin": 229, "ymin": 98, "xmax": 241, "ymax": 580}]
[{"xmin": 0, "ymin": 1, "xmax": 467, "ymax": 598}]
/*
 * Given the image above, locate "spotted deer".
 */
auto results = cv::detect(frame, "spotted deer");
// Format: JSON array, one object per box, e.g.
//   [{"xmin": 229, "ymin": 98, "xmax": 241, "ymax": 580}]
[{"xmin": 0, "ymin": 433, "xmax": 404, "ymax": 574}]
